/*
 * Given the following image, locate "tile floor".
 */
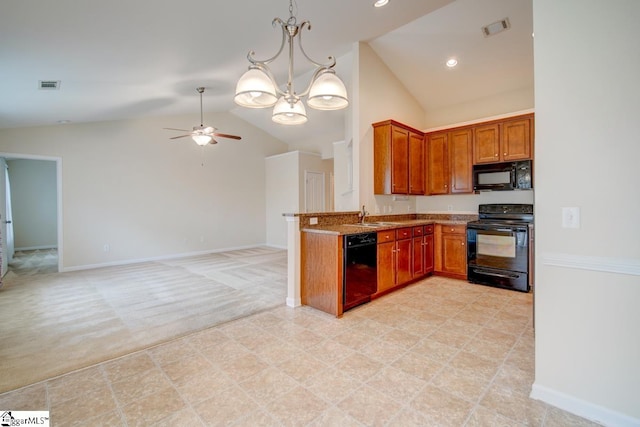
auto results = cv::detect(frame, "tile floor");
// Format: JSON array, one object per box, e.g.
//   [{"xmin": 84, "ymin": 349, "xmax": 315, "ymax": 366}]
[{"xmin": 0, "ymin": 276, "xmax": 601, "ymax": 426}]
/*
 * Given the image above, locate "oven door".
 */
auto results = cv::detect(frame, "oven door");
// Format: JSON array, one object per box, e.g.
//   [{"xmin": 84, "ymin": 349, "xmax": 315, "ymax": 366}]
[{"xmin": 467, "ymin": 223, "xmax": 529, "ymax": 292}]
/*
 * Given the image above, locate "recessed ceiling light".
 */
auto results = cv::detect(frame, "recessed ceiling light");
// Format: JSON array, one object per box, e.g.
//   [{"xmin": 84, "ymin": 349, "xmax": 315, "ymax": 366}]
[
  {"xmin": 446, "ymin": 58, "xmax": 458, "ymax": 68},
  {"xmin": 373, "ymin": 0, "xmax": 389, "ymax": 8}
]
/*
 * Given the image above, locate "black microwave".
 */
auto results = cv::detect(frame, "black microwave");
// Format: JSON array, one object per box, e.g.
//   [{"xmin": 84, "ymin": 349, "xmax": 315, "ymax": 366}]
[{"xmin": 472, "ymin": 160, "xmax": 532, "ymax": 191}]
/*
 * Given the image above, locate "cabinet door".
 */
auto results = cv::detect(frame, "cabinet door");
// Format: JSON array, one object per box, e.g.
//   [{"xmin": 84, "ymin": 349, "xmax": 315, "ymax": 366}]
[
  {"xmin": 449, "ymin": 129, "xmax": 473, "ymax": 193},
  {"xmin": 502, "ymin": 118, "xmax": 532, "ymax": 161},
  {"xmin": 377, "ymin": 241, "xmax": 396, "ymax": 294},
  {"xmin": 391, "ymin": 126, "xmax": 409, "ymax": 194},
  {"xmin": 474, "ymin": 124, "xmax": 500, "ymax": 164},
  {"xmin": 427, "ymin": 132, "xmax": 449, "ymax": 195},
  {"xmin": 408, "ymin": 131, "xmax": 425, "ymax": 195},
  {"xmin": 423, "ymin": 233, "xmax": 434, "ymax": 274},
  {"xmin": 442, "ymin": 233, "xmax": 467, "ymax": 276},
  {"xmin": 412, "ymin": 236, "xmax": 424, "ymax": 278},
  {"xmin": 396, "ymin": 238, "xmax": 413, "ymax": 285}
]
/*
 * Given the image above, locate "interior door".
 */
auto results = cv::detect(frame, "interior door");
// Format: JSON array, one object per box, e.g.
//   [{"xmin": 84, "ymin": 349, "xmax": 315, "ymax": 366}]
[{"xmin": 304, "ymin": 171, "xmax": 325, "ymax": 213}]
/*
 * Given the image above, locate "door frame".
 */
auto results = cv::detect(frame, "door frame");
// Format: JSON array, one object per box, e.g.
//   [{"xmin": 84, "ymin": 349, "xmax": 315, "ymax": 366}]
[{"xmin": 0, "ymin": 152, "xmax": 63, "ymax": 273}]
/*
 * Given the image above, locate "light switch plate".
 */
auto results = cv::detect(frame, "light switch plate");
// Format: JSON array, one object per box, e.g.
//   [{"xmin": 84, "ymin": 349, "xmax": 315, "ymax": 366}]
[{"xmin": 562, "ymin": 207, "xmax": 580, "ymax": 228}]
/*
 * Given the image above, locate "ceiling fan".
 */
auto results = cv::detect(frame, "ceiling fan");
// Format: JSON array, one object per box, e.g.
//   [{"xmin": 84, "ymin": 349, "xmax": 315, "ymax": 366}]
[{"xmin": 164, "ymin": 87, "xmax": 242, "ymax": 146}]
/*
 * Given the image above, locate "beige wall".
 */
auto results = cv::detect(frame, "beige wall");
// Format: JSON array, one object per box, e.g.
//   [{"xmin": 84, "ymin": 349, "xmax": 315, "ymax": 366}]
[
  {"xmin": 532, "ymin": 0, "xmax": 640, "ymax": 424},
  {"xmin": 265, "ymin": 151, "xmax": 334, "ymax": 248},
  {"xmin": 0, "ymin": 113, "xmax": 287, "ymax": 270},
  {"xmin": 265, "ymin": 152, "xmax": 298, "ymax": 249},
  {"xmin": 356, "ymin": 42, "xmax": 424, "ymax": 214},
  {"xmin": 7, "ymin": 159, "xmax": 58, "ymax": 249}
]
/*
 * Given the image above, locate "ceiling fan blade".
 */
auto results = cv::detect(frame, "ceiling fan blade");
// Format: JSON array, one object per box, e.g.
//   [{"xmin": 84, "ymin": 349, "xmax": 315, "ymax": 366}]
[
  {"xmin": 163, "ymin": 127, "xmax": 191, "ymax": 132},
  {"xmin": 213, "ymin": 133, "xmax": 242, "ymax": 140},
  {"xmin": 169, "ymin": 134, "xmax": 192, "ymax": 139}
]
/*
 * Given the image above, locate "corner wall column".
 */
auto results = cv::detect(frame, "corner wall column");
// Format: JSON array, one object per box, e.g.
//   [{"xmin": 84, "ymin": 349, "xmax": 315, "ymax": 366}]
[{"xmin": 285, "ymin": 216, "xmax": 301, "ymax": 307}]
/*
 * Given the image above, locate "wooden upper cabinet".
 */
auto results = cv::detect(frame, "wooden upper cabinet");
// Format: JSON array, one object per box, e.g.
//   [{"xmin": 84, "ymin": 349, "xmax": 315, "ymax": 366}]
[
  {"xmin": 426, "ymin": 129, "xmax": 472, "ymax": 195},
  {"xmin": 474, "ymin": 124, "xmax": 501, "ymax": 164},
  {"xmin": 408, "ymin": 131, "xmax": 425, "ymax": 195},
  {"xmin": 502, "ymin": 117, "xmax": 532, "ymax": 161},
  {"xmin": 473, "ymin": 114, "xmax": 533, "ymax": 164},
  {"xmin": 373, "ymin": 120, "xmax": 425, "ymax": 195},
  {"xmin": 391, "ymin": 126, "xmax": 409, "ymax": 194},
  {"xmin": 426, "ymin": 132, "xmax": 449, "ymax": 195},
  {"xmin": 448, "ymin": 129, "xmax": 473, "ymax": 193}
]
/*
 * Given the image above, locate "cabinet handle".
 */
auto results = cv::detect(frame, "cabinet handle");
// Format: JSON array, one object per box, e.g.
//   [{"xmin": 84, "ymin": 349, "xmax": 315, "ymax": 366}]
[
  {"xmin": 444, "ymin": 184, "xmax": 448, "ymax": 188},
  {"xmin": 495, "ymin": 153, "xmax": 498, "ymax": 157},
  {"xmin": 462, "ymin": 242, "xmax": 465, "ymax": 246},
  {"xmin": 504, "ymin": 152, "xmax": 507, "ymax": 156}
]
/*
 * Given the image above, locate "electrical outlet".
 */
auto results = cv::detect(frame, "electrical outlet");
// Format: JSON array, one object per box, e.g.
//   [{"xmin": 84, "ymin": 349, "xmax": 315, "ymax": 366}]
[
  {"xmin": 309, "ymin": 217, "xmax": 318, "ymax": 225},
  {"xmin": 562, "ymin": 207, "xmax": 580, "ymax": 228},
  {"xmin": 103, "ymin": 244, "xmax": 110, "ymax": 252},
  {"xmin": 447, "ymin": 205, "xmax": 453, "ymax": 211}
]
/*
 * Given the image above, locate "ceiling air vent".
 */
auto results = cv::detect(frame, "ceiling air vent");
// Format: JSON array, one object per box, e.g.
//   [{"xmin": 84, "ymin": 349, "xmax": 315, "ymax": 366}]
[
  {"xmin": 38, "ymin": 80, "xmax": 61, "ymax": 90},
  {"xmin": 482, "ymin": 18, "xmax": 510, "ymax": 37}
]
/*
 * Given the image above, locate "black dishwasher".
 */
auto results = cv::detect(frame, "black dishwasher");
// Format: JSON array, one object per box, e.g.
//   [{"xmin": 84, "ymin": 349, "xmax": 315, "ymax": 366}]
[{"xmin": 343, "ymin": 232, "xmax": 377, "ymax": 311}]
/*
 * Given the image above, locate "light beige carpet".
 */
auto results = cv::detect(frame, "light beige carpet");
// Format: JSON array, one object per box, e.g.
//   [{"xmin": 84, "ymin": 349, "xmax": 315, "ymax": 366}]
[{"xmin": 0, "ymin": 247, "xmax": 287, "ymax": 394}]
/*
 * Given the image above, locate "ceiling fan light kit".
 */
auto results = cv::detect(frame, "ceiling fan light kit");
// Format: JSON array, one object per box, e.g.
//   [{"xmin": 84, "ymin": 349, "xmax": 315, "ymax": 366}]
[
  {"xmin": 234, "ymin": 0, "xmax": 349, "ymax": 125},
  {"xmin": 164, "ymin": 87, "xmax": 242, "ymax": 145}
]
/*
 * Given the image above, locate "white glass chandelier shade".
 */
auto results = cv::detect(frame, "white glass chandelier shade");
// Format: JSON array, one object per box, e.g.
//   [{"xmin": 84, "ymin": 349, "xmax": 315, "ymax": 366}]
[
  {"xmin": 307, "ymin": 71, "xmax": 349, "ymax": 110},
  {"xmin": 272, "ymin": 97, "xmax": 308, "ymax": 125},
  {"xmin": 234, "ymin": 68, "xmax": 278, "ymax": 108},
  {"xmin": 192, "ymin": 134, "xmax": 213, "ymax": 146},
  {"xmin": 235, "ymin": 0, "xmax": 348, "ymax": 125}
]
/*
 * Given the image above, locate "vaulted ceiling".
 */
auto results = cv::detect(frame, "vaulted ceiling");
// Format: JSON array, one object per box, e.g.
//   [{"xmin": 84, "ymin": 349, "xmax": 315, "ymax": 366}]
[{"xmin": 0, "ymin": 0, "xmax": 533, "ymax": 152}]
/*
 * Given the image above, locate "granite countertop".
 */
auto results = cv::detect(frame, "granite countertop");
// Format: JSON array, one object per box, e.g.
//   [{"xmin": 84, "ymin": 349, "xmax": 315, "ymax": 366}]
[{"xmin": 302, "ymin": 219, "xmax": 469, "ymax": 236}]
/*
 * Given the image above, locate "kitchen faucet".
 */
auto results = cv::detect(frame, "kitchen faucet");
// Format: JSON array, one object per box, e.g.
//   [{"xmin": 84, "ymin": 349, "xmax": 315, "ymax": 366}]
[{"xmin": 359, "ymin": 205, "xmax": 368, "ymax": 224}]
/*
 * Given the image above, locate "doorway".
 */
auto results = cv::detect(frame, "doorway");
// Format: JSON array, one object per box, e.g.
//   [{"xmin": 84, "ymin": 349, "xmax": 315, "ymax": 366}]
[{"xmin": 0, "ymin": 153, "xmax": 62, "ymax": 277}]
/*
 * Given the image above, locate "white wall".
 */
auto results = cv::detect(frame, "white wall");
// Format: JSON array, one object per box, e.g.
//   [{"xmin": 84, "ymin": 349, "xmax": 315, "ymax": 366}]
[
  {"xmin": 355, "ymin": 42, "xmax": 535, "ymax": 216},
  {"xmin": 7, "ymin": 159, "xmax": 57, "ymax": 249},
  {"xmin": 0, "ymin": 113, "xmax": 288, "ymax": 270},
  {"xmin": 531, "ymin": 0, "xmax": 640, "ymax": 425}
]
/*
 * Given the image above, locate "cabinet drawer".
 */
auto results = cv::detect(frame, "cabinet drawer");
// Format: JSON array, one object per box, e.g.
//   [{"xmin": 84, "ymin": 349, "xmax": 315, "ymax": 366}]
[
  {"xmin": 378, "ymin": 230, "xmax": 395, "ymax": 242},
  {"xmin": 396, "ymin": 227, "xmax": 413, "ymax": 240},
  {"xmin": 424, "ymin": 224, "xmax": 434, "ymax": 234},
  {"xmin": 441, "ymin": 224, "xmax": 466, "ymax": 234},
  {"xmin": 413, "ymin": 226, "xmax": 424, "ymax": 237}
]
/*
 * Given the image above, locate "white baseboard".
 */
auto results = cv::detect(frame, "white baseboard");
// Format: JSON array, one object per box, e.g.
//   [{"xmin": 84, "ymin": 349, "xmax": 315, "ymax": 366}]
[
  {"xmin": 15, "ymin": 245, "xmax": 58, "ymax": 251},
  {"xmin": 265, "ymin": 243, "xmax": 287, "ymax": 250},
  {"xmin": 541, "ymin": 252, "xmax": 640, "ymax": 276},
  {"xmin": 61, "ymin": 244, "xmax": 270, "ymax": 273},
  {"xmin": 286, "ymin": 297, "xmax": 301, "ymax": 308},
  {"xmin": 530, "ymin": 383, "xmax": 640, "ymax": 427}
]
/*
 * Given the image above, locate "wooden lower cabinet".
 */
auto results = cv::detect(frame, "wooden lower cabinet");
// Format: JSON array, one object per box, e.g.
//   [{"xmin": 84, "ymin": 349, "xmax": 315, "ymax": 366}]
[
  {"xmin": 301, "ymin": 232, "xmax": 343, "ymax": 316},
  {"xmin": 412, "ymin": 225, "xmax": 434, "ymax": 278},
  {"xmin": 434, "ymin": 224, "xmax": 467, "ymax": 280},
  {"xmin": 376, "ymin": 239, "xmax": 396, "ymax": 295}
]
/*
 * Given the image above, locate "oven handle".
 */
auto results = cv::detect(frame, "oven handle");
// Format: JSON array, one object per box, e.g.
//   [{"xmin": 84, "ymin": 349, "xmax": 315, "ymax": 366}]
[{"xmin": 472, "ymin": 269, "xmax": 521, "ymax": 279}]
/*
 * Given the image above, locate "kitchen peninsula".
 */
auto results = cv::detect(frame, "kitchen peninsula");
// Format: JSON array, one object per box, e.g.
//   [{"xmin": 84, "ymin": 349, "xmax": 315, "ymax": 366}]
[{"xmin": 285, "ymin": 211, "xmax": 477, "ymax": 317}]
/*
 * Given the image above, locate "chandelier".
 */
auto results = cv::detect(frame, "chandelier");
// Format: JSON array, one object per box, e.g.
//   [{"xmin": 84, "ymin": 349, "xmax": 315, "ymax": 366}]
[{"xmin": 234, "ymin": 0, "xmax": 349, "ymax": 125}]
